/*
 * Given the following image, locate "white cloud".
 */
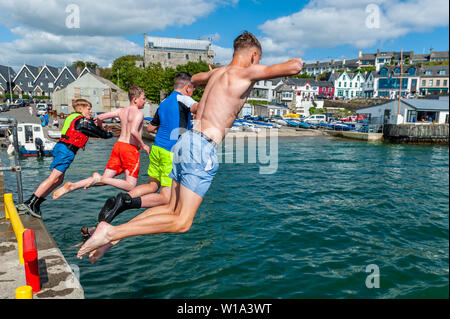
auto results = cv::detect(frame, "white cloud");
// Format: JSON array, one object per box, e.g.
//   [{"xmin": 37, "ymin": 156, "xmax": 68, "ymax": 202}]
[
  {"xmin": 0, "ymin": 0, "xmax": 236, "ymax": 69},
  {"xmin": 259, "ymin": 0, "xmax": 449, "ymax": 58},
  {"xmin": 0, "ymin": 0, "xmax": 231, "ymax": 36},
  {"xmin": 212, "ymin": 44, "xmax": 233, "ymax": 65}
]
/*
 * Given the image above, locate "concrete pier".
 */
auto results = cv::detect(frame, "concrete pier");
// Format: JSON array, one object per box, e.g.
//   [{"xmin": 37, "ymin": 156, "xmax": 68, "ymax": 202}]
[
  {"xmin": 323, "ymin": 129, "xmax": 384, "ymax": 142},
  {"xmin": 0, "ymin": 159, "xmax": 84, "ymax": 299}
]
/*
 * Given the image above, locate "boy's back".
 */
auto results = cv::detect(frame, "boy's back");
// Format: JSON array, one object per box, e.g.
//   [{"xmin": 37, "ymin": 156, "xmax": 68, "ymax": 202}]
[{"xmin": 116, "ymin": 106, "xmax": 144, "ymax": 148}]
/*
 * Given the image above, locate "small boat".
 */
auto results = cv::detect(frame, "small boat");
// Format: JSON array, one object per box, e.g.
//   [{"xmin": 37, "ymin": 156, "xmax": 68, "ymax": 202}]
[
  {"xmin": 15, "ymin": 123, "xmax": 56, "ymax": 157},
  {"xmin": 47, "ymin": 130, "xmax": 62, "ymax": 139},
  {"xmin": 242, "ymin": 123, "xmax": 261, "ymax": 133}
]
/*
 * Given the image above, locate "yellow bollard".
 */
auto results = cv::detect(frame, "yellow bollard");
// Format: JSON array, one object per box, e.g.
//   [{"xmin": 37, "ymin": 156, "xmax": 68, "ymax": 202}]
[
  {"xmin": 4, "ymin": 193, "xmax": 25, "ymax": 264},
  {"xmin": 15, "ymin": 286, "xmax": 33, "ymax": 299}
]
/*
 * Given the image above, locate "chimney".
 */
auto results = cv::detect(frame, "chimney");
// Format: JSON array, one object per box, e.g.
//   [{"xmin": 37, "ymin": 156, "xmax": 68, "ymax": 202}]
[
  {"xmin": 359, "ymin": 50, "xmax": 362, "ymax": 58},
  {"xmin": 316, "ymin": 61, "xmax": 319, "ymax": 65},
  {"xmin": 377, "ymin": 49, "xmax": 380, "ymax": 55},
  {"xmin": 76, "ymin": 67, "xmax": 81, "ymax": 75},
  {"xmin": 38, "ymin": 66, "xmax": 42, "ymax": 73},
  {"xmin": 430, "ymin": 48, "xmax": 434, "ymax": 54},
  {"xmin": 58, "ymin": 67, "xmax": 62, "ymax": 74},
  {"xmin": 331, "ymin": 59, "xmax": 334, "ymax": 64}
]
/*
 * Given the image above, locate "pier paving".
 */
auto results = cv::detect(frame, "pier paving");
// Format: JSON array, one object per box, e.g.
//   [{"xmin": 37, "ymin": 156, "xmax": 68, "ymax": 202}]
[{"xmin": 1, "ymin": 156, "xmax": 84, "ymax": 299}]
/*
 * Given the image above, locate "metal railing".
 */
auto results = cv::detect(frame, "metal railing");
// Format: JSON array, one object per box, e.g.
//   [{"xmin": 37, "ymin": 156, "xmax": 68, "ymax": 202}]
[{"xmin": 0, "ymin": 117, "xmax": 24, "ymax": 203}]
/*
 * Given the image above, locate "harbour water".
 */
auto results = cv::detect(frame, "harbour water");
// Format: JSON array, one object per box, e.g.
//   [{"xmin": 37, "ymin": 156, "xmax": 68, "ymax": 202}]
[{"xmin": 1, "ymin": 136, "xmax": 448, "ymax": 298}]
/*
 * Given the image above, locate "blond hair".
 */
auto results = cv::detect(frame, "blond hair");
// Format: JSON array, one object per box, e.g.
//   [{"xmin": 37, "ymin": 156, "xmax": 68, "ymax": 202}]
[{"xmin": 73, "ymin": 99, "xmax": 92, "ymax": 112}]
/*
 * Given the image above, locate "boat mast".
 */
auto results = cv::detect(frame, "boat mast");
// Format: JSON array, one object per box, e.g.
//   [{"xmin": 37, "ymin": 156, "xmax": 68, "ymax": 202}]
[{"xmin": 397, "ymin": 48, "xmax": 403, "ymax": 115}]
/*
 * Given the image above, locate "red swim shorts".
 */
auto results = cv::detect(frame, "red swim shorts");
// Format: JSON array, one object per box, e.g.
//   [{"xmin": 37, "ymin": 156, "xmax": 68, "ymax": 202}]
[{"xmin": 105, "ymin": 141, "xmax": 140, "ymax": 178}]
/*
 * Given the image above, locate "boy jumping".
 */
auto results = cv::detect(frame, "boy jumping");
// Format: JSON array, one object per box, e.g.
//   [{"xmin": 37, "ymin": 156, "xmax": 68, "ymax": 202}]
[
  {"xmin": 77, "ymin": 32, "xmax": 303, "ymax": 262},
  {"xmin": 24, "ymin": 99, "xmax": 113, "ymax": 218},
  {"xmin": 53, "ymin": 86, "xmax": 150, "ymax": 199}
]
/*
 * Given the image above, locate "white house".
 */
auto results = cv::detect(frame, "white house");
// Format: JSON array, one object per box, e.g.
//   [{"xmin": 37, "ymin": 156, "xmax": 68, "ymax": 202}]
[
  {"xmin": 356, "ymin": 96, "xmax": 449, "ymax": 125},
  {"xmin": 333, "ymin": 71, "xmax": 365, "ymax": 99}
]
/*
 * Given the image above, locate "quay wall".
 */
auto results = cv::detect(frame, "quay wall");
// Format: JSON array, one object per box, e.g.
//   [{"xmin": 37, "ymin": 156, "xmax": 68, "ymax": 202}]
[{"xmin": 383, "ymin": 124, "xmax": 449, "ymax": 144}]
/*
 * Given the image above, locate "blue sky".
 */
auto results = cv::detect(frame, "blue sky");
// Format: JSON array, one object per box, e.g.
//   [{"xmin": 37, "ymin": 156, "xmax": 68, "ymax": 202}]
[{"xmin": 0, "ymin": 0, "xmax": 448, "ymax": 70}]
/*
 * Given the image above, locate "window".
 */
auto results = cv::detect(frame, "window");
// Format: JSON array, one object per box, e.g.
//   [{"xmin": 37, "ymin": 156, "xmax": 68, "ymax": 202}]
[
  {"xmin": 65, "ymin": 74, "xmax": 68, "ymax": 80},
  {"xmin": 408, "ymin": 67, "xmax": 416, "ymax": 76},
  {"xmin": 425, "ymin": 70, "xmax": 432, "ymax": 75},
  {"xmin": 24, "ymin": 72, "xmax": 28, "ymax": 78},
  {"xmin": 93, "ymin": 89, "xmax": 97, "ymax": 96},
  {"xmin": 429, "ymin": 80, "xmax": 433, "ymax": 86},
  {"xmin": 48, "ymin": 83, "xmax": 53, "ymax": 89},
  {"xmin": 344, "ymin": 82, "xmax": 347, "ymax": 87},
  {"xmin": 436, "ymin": 80, "xmax": 440, "ymax": 87},
  {"xmin": 168, "ymin": 53, "xmax": 171, "ymax": 59},
  {"xmin": 45, "ymin": 73, "xmax": 48, "ymax": 79},
  {"xmin": 444, "ymin": 80, "xmax": 448, "ymax": 86},
  {"xmin": 422, "ymin": 80, "xmax": 426, "ymax": 86},
  {"xmin": 350, "ymin": 82, "xmax": 352, "ymax": 88},
  {"xmin": 28, "ymin": 82, "xmax": 32, "ymax": 87},
  {"xmin": 438, "ymin": 70, "xmax": 446, "ymax": 75},
  {"xmin": 338, "ymin": 82, "xmax": 341, "ymax": 87},
  {"xmin": 407, "ymin": 110, "xmax": 417, "ymax": 123},
  {"xmin": 199, "ymin": 56, "xmax": 202, "ymax": 61},
  {"xmin": 186, "ymin": 54, "xmax": 189, "ymax": 60}
]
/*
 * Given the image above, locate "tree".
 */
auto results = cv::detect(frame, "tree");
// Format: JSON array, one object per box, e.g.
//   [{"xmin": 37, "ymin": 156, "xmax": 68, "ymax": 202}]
[
  {"xmin": 71, "ymin": 61, "xmax": 99, "ymax": 70},
  {"xmin": 111, "ymin": 55, "xmax": 142, "ymax": 90}
]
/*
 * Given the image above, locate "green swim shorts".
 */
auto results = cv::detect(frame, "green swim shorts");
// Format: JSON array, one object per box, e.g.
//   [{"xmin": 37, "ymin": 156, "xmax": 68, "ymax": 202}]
[{"xmin": 147, "ymin": 145, "xmax": 174, "ymax": 187}]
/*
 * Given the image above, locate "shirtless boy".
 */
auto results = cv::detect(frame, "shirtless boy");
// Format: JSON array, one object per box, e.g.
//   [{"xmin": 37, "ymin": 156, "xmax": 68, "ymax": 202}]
[
  {"xmin": 77, "ymin": 31, "xmax": 303, "ymax": 263},
  {"xmin": 53, "ymin": 86, "xmax": 150, "ymax": 199}
]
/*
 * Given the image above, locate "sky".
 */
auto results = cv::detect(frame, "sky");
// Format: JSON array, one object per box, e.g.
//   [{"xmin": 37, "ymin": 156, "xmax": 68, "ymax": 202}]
[{"xmin": 0, "ymin": 0, "xmax": 448, "ymax": 71}]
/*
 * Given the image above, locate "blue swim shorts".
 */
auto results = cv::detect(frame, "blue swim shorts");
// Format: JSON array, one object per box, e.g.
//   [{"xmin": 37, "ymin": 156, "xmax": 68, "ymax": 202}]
[
  {"xmin": 49, "ymin": 142, "xmax": 76, "ymax": 173},
  {"xmin": 169, "ymin": 130, "xmax": 219, "ymax": 198}
]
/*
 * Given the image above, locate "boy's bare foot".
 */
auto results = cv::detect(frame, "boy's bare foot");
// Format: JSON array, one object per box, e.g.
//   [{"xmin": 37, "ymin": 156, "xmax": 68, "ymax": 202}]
[
  {"xmin": 84, "ymin": 172, "xmax": 102, "ymax": 189},
  {"xmin": 77, "ymin": 221, "xmax": 113, "ymax": 259},
  {"xmin": 88, "ymin": 239, "xmax": 120, "ymax": 264},
  {"xmin": 53, "ymin": 182, "xmax": 72, "ymax": 200}
]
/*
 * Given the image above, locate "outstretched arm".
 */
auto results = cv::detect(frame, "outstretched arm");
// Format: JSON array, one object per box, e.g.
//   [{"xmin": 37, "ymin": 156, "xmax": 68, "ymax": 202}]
[
  {"xmin": 191, "ymin": 66, "xmax": 219, "ymax": 88},
  {"xmin": 243, "ymin": 58, "xmax": 303, "ymax": 82},
  {"xmin": 74, "ymin": 118, "xmax": 114, "ymax": 139}
]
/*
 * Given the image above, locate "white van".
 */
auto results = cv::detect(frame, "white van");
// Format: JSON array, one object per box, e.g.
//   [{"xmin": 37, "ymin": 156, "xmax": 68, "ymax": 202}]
[{"xmin": 304, "ymin": 114, "xmax": 327, "ymax": 124}]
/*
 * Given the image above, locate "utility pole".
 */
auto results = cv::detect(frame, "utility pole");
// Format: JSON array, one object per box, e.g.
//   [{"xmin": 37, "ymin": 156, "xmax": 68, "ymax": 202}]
[{"xmin": 7, "ymin": 62, "xmax": 13, "ymax": 105}]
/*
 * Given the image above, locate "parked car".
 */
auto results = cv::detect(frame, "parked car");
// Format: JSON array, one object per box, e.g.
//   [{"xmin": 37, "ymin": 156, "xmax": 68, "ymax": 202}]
[
  {"xmin": 268, "ymin": 114, "xmax": 284, "ymax": 122},
  {"xmin": 0, "ymin": 103, "xmax": 10, "ymax": 112},
  {"xmin": 15, "ymin": 99, "xmax": 26, "ymax": 108},
  {"xmin": 304, "ymin": 114, "xmax": 327, "ymax": 124},
  {"xmin": 36, "ymin": 104, "xmax": 48, "ymax": 116}
]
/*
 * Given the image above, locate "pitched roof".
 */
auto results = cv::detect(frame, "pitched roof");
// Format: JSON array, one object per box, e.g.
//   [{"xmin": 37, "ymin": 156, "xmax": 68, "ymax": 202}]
[
  {"xmin": 89, "ymin": 73, "xmax": 124, "ymax": 92},
  {"xmin": 401, "ymin": 98, "xmax": 449, "ymax": 111},
  {"xmin": 24, "ymin": 65, "xmax": 40, "ymax": 78},
  {"xmin": 0, "ymin": 65, "xmax": 16, "ymax": 82},
  {"xmin": 430, "ymin": 51, "xmax": 449, "ymax": 59},
  {"xmin": 146, "ymin": 36, "xmax": 211, "ymax": 51}
]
